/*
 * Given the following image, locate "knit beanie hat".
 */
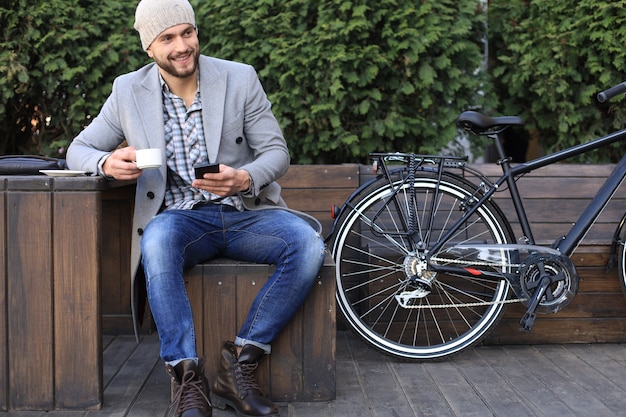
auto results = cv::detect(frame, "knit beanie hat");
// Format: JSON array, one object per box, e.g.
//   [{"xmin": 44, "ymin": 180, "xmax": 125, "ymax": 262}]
[{"xmin": 134, "ymin": 0, "xmax": 196, "ymax": 51}]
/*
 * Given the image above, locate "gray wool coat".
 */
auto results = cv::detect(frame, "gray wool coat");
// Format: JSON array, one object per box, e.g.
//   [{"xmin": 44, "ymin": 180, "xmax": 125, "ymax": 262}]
[{"xmin": 67, "ymin": 55, "xmax": 321, "ymax": 339}]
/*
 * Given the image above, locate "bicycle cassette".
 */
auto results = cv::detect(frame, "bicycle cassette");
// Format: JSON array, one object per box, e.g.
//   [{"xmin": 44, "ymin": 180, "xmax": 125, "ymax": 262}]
[{"xmin": 519, "ymin": 253, "xmax": 578, "ymax": 314}]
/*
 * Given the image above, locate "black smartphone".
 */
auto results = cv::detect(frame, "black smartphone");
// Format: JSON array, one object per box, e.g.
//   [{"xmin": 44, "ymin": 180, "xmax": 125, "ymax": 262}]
[{"xmin": 194, "ymin": 162, "xmax": 220, "ymax": 179}]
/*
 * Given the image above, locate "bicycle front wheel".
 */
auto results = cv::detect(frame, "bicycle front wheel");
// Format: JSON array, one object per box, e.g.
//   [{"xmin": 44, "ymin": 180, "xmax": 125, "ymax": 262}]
[
  {"xmin": 617, "ymin": 214, "xmax": 626, "ymax": 297},
  {"xmin": 330, "ymin": 170, "xmax": 515, "ymax": 360}
]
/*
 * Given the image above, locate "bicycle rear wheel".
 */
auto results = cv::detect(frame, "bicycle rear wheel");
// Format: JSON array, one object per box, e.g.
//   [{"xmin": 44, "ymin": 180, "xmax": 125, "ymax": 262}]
[{"xmin": 330, "ymin": 170, "xmax": 515, "ymax": 360}]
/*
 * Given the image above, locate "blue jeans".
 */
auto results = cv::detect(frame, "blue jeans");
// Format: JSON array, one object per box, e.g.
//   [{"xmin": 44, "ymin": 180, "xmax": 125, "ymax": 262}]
[{"xmin": 140, "ymin": 203, "xmax": 325, "ymax": 362}]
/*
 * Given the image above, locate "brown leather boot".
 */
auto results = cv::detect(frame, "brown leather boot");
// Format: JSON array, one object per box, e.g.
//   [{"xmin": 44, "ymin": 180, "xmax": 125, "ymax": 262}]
[
  {"xmin": 210, "ymin": 341, "xmax": 279, "ymax": 416},
  {"xmin": 165, "ymin": 358, "xmax": 212, "ymax": 417}
]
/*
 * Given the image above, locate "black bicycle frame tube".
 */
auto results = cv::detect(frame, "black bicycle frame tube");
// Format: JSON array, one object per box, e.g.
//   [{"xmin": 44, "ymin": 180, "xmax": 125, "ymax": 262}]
[
  {"xmin": 508, "ymin": 128, "xmax": 626, "ymax": 256},
  {"xmin": 556, "ymin": 153, "xmax": 626, "ymax": 255},
  {"xmin": 428, "ymin": 127, "xmax": 626, "ymax": 258}
]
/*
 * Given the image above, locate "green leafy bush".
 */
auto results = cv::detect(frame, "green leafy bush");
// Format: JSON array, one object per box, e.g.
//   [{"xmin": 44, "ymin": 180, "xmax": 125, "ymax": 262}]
[
  {"xmin": 488, "ymin": 0, "xmax": 626, "ymax": 162},
  {"xmin": 197, "ymin": 0, "xmax": 490, "ymax": 163},
  {"xmin": 0, "ymin": 0, "xmax": 145, "ymax": 156},
  {"xmin": 7, "ymin": 0, "xmax": 623, "ymax": 164}
]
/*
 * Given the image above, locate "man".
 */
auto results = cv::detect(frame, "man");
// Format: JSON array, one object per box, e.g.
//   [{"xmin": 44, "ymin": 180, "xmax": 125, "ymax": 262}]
[{"xmin": 66, "ymin": 0, "xmax": 326, "ymax": 416}]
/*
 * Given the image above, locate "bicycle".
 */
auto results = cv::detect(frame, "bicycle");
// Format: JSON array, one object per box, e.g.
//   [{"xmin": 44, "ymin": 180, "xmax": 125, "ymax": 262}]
[{"xmin": 326, "ymin": 82, "xmax": 626, "ymax": 361}]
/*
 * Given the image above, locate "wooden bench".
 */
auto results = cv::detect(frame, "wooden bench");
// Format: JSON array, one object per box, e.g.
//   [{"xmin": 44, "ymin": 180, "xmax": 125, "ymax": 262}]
[
  {"xmin": 185, "ymin": 255, "xmax": 336, "ymax": 402},
  {"xmin": 4, "ymin": 163, "xmax": 621, "ymax": 411}
]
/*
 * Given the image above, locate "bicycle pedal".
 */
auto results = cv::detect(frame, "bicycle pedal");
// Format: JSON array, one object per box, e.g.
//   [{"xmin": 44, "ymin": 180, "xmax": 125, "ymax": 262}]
[{"xmin": 519, "ymin": 312, "xmax": 536, "ymax": 333}]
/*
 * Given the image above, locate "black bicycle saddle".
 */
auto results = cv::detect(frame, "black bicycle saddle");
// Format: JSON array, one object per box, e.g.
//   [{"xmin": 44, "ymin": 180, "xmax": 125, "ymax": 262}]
[{"xmin": 457, "ymin": 111, "xmax": 525, "ymax": 134}]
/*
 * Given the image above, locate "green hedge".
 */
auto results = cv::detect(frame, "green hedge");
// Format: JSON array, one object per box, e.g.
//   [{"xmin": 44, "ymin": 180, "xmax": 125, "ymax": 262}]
[
  {"xmin": 2, "ymin": 1, "xmax": 625, "ymax": 163},
  {"xmin": 197, "ymin": 0, "xmax": 489, "ymax": 163},
  {"xmin": 0, "ymin": 0, "xmax": 145, "ymax": 156},
  {"xmin": 0, "ymin": 0, "xmax": 488, "ymax": 163},
  {"xmin": 488, "ymin": 0, "xmax": 626, "ymax": 163}
]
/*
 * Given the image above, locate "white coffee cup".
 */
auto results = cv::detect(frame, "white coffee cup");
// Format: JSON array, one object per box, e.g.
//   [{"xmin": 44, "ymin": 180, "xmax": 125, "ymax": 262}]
[{"xmin": 135, "ymin": 148, "xmax": 162, "ymax": 169}]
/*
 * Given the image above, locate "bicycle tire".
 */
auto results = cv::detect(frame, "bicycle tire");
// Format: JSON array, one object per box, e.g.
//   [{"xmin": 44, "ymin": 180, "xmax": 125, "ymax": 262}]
[{"xmin": 329, "ymin": 169, "xmax": 515, "ymax": 360}]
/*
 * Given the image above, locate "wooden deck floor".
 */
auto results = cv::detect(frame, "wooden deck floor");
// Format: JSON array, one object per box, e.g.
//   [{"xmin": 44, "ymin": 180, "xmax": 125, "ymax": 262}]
[{"xmin": 2, "ymin": 330, "xmax": 626, "ymax": 417}]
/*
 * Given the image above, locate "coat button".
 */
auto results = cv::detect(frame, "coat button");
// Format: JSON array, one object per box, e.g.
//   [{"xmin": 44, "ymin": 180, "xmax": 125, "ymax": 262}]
[
  {"xmin": 137, "ymin": 228, "xmax": 144, "ymax": 236},
  {"xmin": 254, "ymin": 198, "xmax": 261, "ymax": 205},
  {"xmin": 147, "ymin": 191, "xmax": 155, "ymax": 199},
  {"xmin": 235, "ymin": 137, "xmax": 243, "ymax": 144}
]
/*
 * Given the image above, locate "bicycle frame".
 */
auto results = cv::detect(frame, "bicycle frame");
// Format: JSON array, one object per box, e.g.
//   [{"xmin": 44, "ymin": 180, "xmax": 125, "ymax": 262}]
[{"xmin": 428, "ymin": 127, "xmax": 626, "ymax": 258}]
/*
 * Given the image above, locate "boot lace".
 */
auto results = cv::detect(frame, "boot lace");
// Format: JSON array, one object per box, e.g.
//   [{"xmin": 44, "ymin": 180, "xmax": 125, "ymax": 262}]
[
  {"xmin": 169, "ymin": 369, "xmax": 211, "ymax": 416},
  {"xmin": 235, "ymin": 362, "xmax": 262, "ymax": 396}
]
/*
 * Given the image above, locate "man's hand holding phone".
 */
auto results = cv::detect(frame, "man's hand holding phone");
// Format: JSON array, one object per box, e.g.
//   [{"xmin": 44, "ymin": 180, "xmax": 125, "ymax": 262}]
[{"xmin": 192, "ymin": 163, "xmax": 251, "ymax": 197}]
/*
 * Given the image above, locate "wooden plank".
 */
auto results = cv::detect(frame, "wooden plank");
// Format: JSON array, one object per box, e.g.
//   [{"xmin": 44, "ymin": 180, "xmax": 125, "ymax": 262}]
[
  {"xmin": 92, "ymin": 335, "xmax": 161, "ymax": 417},
  {"xmin": 472, "ymin": 162, "xmax": 619, "ymax": 178},
  {"xmin": 486, "ymin": 317, "xmax": 626, "ymax": 344},
  {"xmin": 279, "ymin": 165, "xmax": 359, "ymax": 235},
  {"xmin": 442, "ymin": 348, "xmax": 537, "ymax": 416},
  {"xmin": 493, "ymin": 176, "xmax": 622, "ymax": 199},
  {"xmin": 53, "ymin": 191, "xmax": 102, "ymax": 410},
  {"xmin": 494, "ymin": 198, "xmax": 625, "ymax": 224},
  {"xmin": 100, "ymin": 186, "xmax": 134, "ymax": 334},
  {"xmin": 7, "ymin": 192, "xmax": 54, "ymax": 410},
  {"xmin": 195, "ymin": 262, "xmax": 238, "ymax": 385},
  {"xmin": 574, "ymin": 269, "xmax": 621, "ymax": 293},
  {"xmin": 322, "ymin": 332, "xmax": 371, "ymax": 417},
  {"xmin": 235, "ymin": 272, "xmax": 271, "ymax": 393},
  {"xmin": 281, "ymin": 189, "xmax": 354, "ymax": 213},
  {"xmin": 279, "ymin": 164, "xmax": 360, "ymax": 189},
  {"xmin": 302, "ymin": 253, "xmax": 336, "ymax": 401},
  {"xmin": 391, "ymin": 360, "xmax": 454, "ymax": 417},
  {"xmin": 125, "ymin": 356, "xmax": 170, "ymax": 417},
  {"xmin": 539, "ymin": 344, "xmax": 626, "ymax": 415},
  {"xmin": 467, "ymin": 163, "xmax": 625, "ymax": 245},
  {"xmin": 501, "ymin": 293, "xmax": 626, "ymax": 319},
  {"xmin": 493, "ymin": 200, "xmax": 623, "ymax": 243},
  {"xmin": 102, "ymin": 335, "xmax": 140, "ymax": 387},
  {"xmin": 344, "ymin": 333, "xmax": 417, "ymax": 417},
  {"xmin": 476, "ymin": 345, "xmax": 583, "ymax": 416},
  {"xmin": 501, "ymin": 344, "xmax": 615, "ymax": 415},
  {"xmin": 186, "ymin": 265, "xmax": 204, "ymax": 361},
  {"xmin": 269, "ymin": 290, "xmax": 304, "ymax": 401}
]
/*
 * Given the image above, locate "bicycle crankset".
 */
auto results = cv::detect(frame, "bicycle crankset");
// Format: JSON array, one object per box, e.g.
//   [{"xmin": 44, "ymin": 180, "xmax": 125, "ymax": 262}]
[{"xmin": 518, "ymin": 253, "xmax": 578, "ymax": 331}]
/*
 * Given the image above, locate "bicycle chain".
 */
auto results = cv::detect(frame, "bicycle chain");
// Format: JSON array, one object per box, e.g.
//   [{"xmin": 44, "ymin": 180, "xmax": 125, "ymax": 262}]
[
  {"xmin": 429, "ymin": 256, "xmax": 522, "ymax": 269},
  {"xmin": 397, "ymin": 297, "xmax": 525, "ymax": 309},
  {"xmin": 397, "ymin": 256, "xmax": 525, "ymax": 309}
]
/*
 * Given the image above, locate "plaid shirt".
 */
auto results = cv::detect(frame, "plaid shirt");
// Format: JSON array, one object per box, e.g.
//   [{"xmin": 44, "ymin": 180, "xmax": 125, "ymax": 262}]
[{"xmin": 161, "ymin": 77, "xmax": 242, "ymax": 211}]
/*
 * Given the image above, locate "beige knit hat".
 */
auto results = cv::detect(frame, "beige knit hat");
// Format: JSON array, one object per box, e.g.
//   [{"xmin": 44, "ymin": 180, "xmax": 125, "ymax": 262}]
[{"xmin": 134, "ymin": 0, "xmax": 196, "ymax": 51}]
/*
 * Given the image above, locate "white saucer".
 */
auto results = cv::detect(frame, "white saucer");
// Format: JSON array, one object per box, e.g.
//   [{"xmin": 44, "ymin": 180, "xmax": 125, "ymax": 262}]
[
  {"xmin": 40, "ymin": 170, "xmax": 87, "ymax": 177},
  {"xmin": 137, "ymin": 164, "xmax": 162, "ymax": 170}
]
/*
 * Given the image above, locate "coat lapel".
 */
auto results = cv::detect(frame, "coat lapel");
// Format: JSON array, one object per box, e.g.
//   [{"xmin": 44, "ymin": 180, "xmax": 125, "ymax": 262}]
[
  {"xmin": 133, "ymin": 65, "xmax": 168, "ymax": 180},
  {"xmin": 199, "ymin": 57, "xmax": 226, "ymax": 164},
  {"xmin": 134, "ymin": 66, "xmax": 166, "ymax": 149}
]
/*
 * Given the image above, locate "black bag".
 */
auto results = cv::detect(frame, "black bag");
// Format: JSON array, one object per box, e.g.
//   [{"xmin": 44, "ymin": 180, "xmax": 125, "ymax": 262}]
[{"xmin": 0, "ymin": 155, "xmax": 67, "ymax": 175}]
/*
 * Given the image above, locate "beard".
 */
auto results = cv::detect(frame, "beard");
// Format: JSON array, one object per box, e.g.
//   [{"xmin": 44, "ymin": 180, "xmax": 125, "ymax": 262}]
[{"xmin": 154, "ymin": 48, "xmax": 200, "ymax": 79}]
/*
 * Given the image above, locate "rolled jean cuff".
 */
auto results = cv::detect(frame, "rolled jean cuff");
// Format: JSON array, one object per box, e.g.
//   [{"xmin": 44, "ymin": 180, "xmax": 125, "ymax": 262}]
[
  {"xmin": 165, "ymin": 356, "xmax": 198, "ymax": 367},
  {"xmin": 234, "ymin": 337, "xmax": 271, "ymax": 354}
]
